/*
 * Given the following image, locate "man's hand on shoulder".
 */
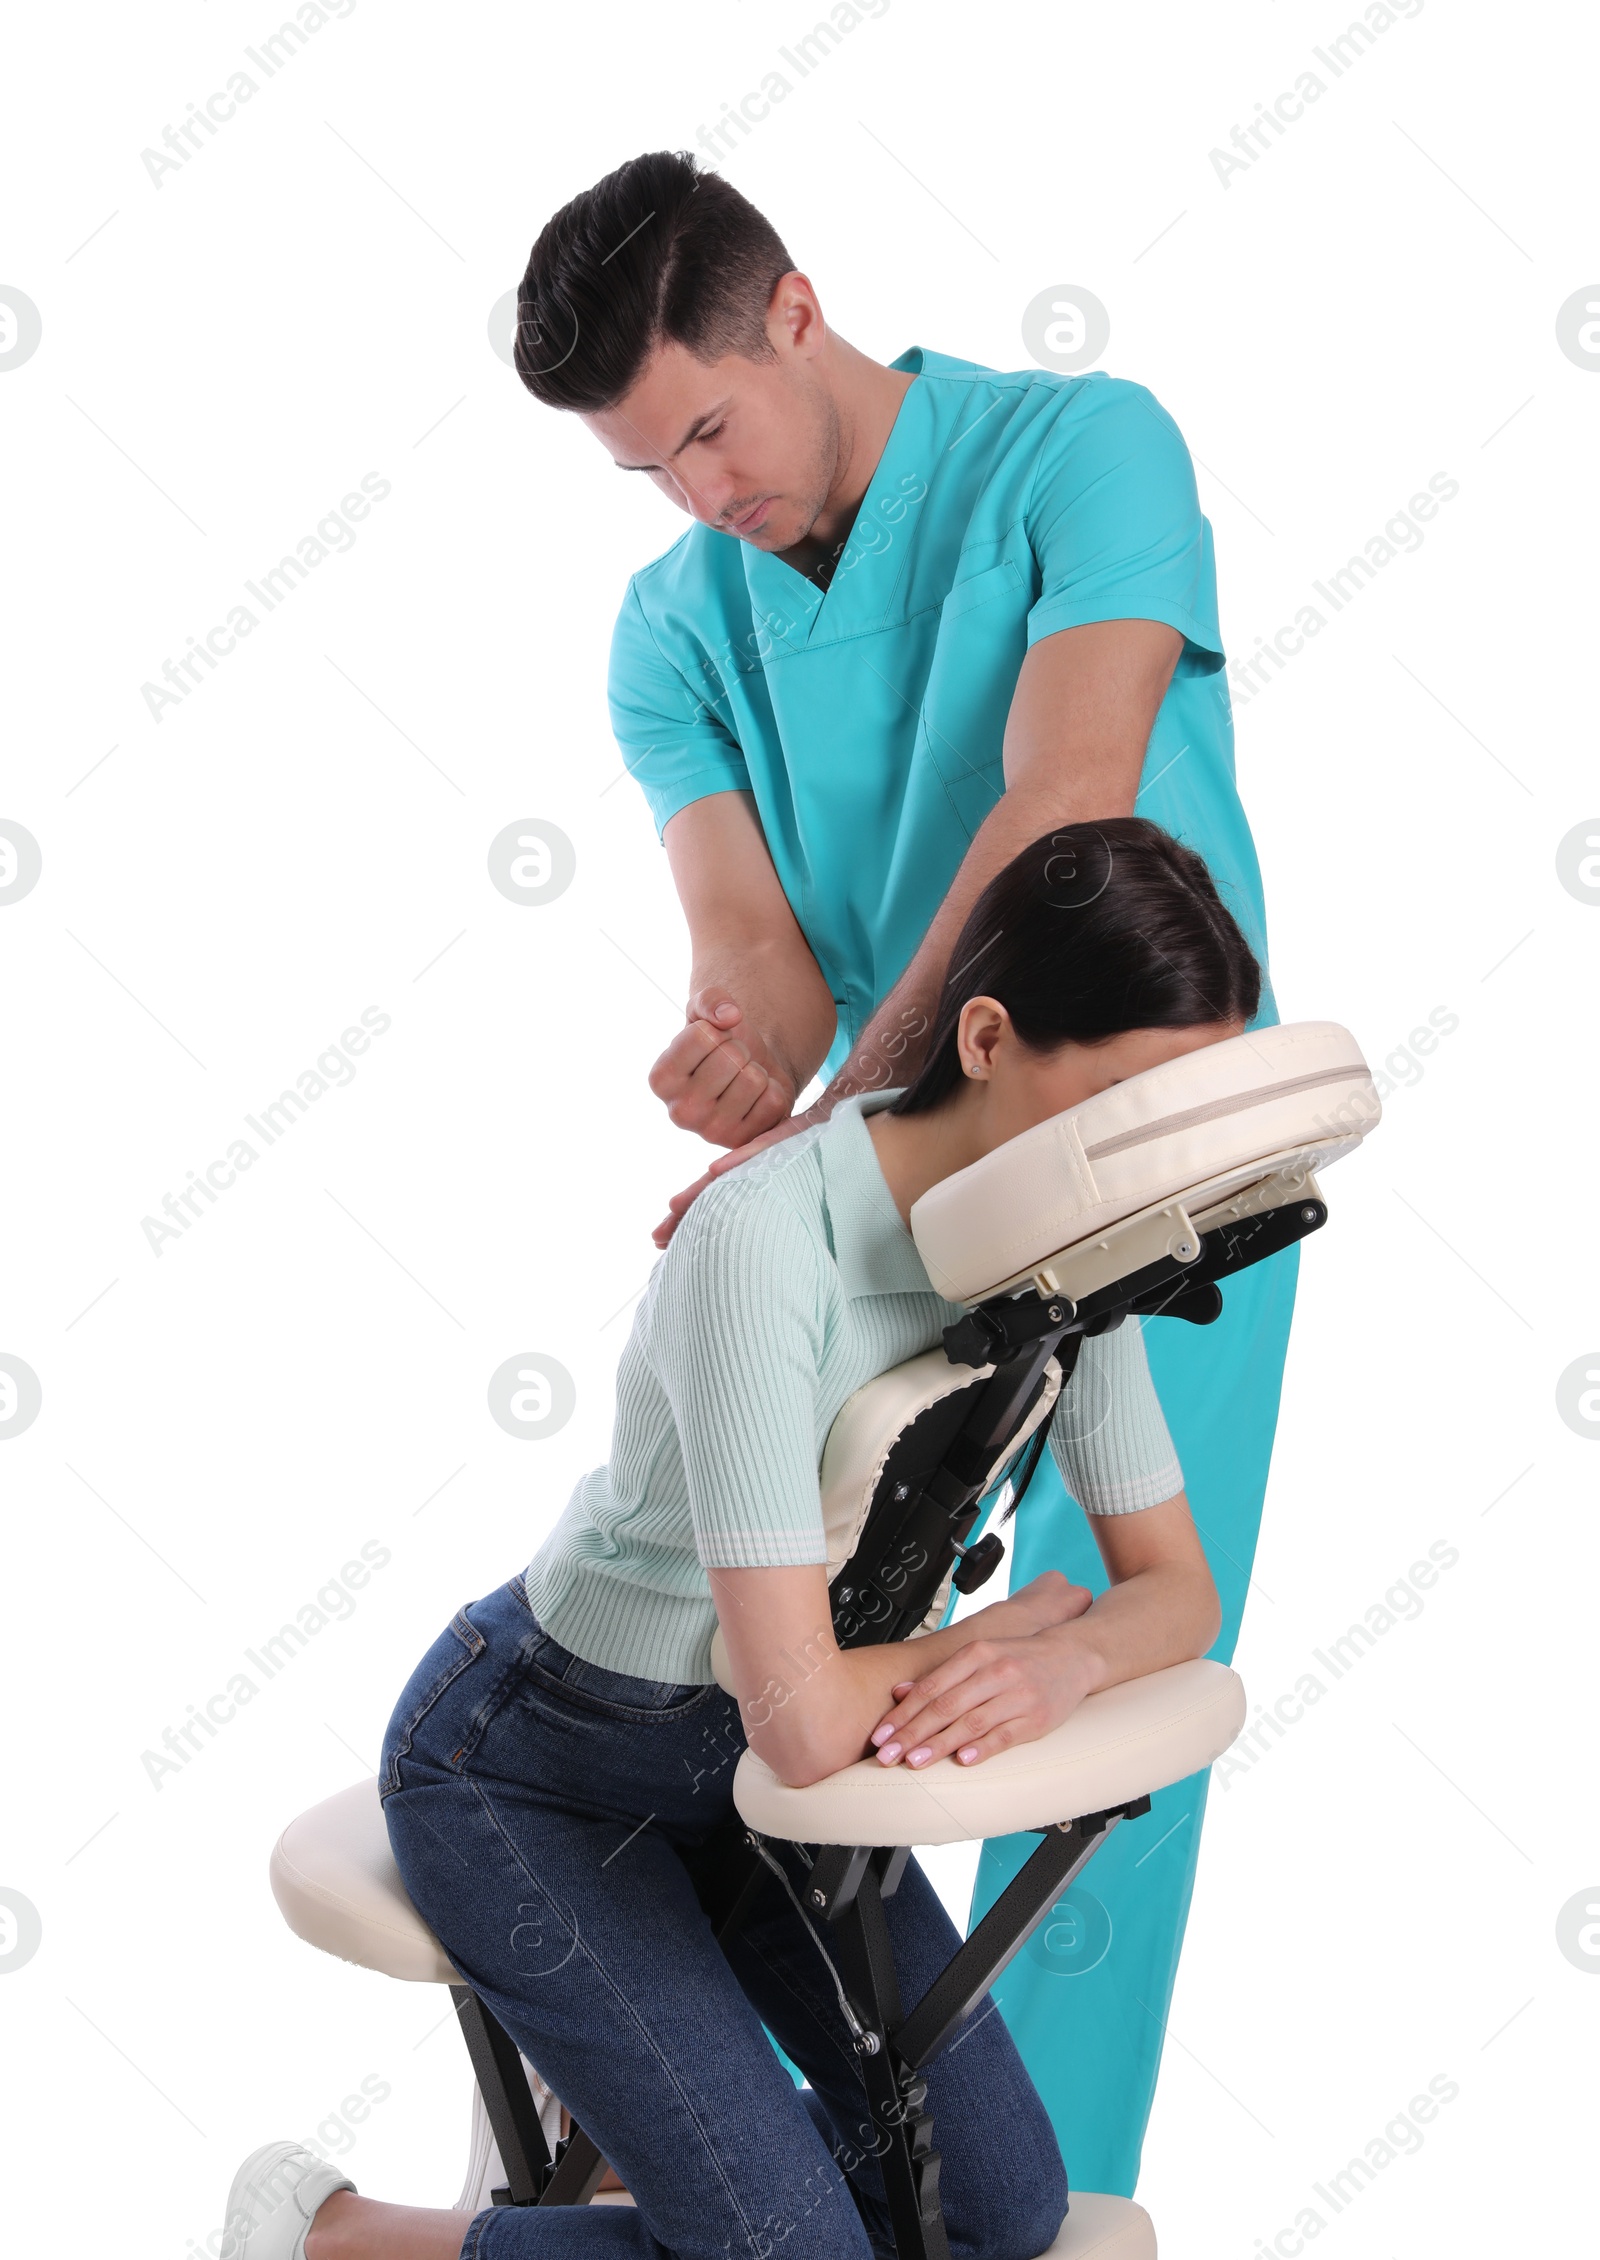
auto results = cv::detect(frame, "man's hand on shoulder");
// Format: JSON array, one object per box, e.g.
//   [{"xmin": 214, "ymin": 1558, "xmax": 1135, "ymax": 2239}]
[
  {"xmin": 651, "ymin": 1101, "xmax": 824, "ymax": 1249},
  {"xmin": 648, "ymin": 985, "xmax": 799, "ymax": 1150}
]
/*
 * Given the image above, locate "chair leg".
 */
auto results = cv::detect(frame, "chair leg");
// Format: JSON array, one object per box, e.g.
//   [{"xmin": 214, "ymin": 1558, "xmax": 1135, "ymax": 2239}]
[
  {"xmin": 748, "ymin": 1806, "xmax": 1146, "ymax": 2260},
  {"xmin": 893, "ymin": 1798, "xmax": 1149, "ymax": 2070},
  {"xmin": 695, "ymin": 1832, "xmax": 950, "ymax": 2257},
  {"xmin": 688, "ymin": 1817, "xmax": 771, "ymax": 1943},
  {"xmin": 693, "ymin": 1816, "xmax": 1151, "ymax": 2260},
  {"xmin": 455, "ymin": 2064, "xmax": 564, "ymax": 2212},
  {"xmin": 449, "ymin": 1987, "xmax": 553, "ymax": 2205},
  {"xmin": 454, "ymin": 2082, "xmax": 497, "ymax": 2214},
  {"xmin": 446, "ymin": 1831, "xmax": 763, "ymax": 2218},
  {"xmin": 449, "ymin": 1985, "xmax": 617, "ymax": 2209},
  {"xmin": 828, "ymin": 1858, "xmax": 953, "ymax": 2260}
]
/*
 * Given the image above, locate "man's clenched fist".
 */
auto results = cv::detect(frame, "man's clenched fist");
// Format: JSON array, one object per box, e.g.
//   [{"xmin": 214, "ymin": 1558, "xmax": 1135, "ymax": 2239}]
[{"xmin": 648, "ymin": 987, "xmax": 798, "ymax": 1150}]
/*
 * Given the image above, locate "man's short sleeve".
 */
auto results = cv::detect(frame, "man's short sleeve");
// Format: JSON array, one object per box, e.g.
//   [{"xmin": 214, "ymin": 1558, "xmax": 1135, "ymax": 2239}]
[
  {"xmin": 1024, "ymin": 377, "xmax": 1223, "ymax": 670},
  {"xmin": 1050, "ymin": 1320, "xmax": 1184, "ymax": 1516},
  {"xmin": 609, "ymin": 578, "xmax": 752, "ymax": 839},
  {"xmin": 647, "ymin": 1173, "xmax": 830, "ymax": 1570}
]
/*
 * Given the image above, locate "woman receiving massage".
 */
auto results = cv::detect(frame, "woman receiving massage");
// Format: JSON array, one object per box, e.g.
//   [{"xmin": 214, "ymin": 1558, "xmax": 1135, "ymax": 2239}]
[{"xmin": 225, "ymin": 816, "xmax": 1261, "ymax": 2260}]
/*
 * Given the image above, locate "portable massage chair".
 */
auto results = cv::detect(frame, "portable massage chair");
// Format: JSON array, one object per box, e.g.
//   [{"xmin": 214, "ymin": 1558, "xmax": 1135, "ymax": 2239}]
[{"xmin": 270, "ymin": 1021, "xmax": 1380, "ymax": 2258}]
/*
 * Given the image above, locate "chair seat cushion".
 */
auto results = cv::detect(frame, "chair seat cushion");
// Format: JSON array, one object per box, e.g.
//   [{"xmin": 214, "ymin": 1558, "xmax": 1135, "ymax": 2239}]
[
  {"xmin": 732, "ymin": 1659, "xmax": 1244, "ymax": 1846},
  {"xmin": 270, "ymin": 1779, "xmax": 456, "ymax": 1984},
  {"xmin": 909, "ymin": 1020, "xmax": 1377, "ymax": 1303}
]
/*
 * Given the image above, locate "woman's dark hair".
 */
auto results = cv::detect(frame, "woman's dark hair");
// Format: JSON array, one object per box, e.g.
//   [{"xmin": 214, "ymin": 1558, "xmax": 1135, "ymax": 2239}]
[
  {"xmin": 515, "ymin": 151, "xmax": 796, "ymax": 412},
  {"xmin": 889, "ymin": 818, "xmax": 1262, "ymax": 1116}
]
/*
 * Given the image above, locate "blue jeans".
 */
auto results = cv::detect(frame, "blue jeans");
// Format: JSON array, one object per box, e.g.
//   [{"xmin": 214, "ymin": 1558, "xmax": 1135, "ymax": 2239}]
[{"xmin": 380, "ymin": 1575, "xmax": 1069, "ymax": 2260}]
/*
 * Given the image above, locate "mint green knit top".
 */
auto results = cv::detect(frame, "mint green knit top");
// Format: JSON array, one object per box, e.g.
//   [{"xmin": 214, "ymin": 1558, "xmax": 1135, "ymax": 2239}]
[{"xmin": 520, "ymin": 1092, "xmax": 1183, "ymax": 1685}]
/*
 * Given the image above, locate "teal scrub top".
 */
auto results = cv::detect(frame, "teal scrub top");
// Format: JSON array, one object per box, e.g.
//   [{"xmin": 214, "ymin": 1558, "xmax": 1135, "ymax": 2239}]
[{"xmin": 608, "ymin": 346, "xmax": 1276, "ymax": 1084}]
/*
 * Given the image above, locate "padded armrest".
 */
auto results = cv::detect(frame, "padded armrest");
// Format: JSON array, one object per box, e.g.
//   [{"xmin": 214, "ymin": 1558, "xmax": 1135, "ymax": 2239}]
[{"xmin": 732, "ymin": 1659, "xmax": 1244, "ymax": 1846}]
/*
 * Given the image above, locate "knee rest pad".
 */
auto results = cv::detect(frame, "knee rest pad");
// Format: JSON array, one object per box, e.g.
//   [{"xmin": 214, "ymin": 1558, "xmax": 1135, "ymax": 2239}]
[{"xmin": 1045, "ymin": 2192, "xmax": 1157, "ymax": 2257}]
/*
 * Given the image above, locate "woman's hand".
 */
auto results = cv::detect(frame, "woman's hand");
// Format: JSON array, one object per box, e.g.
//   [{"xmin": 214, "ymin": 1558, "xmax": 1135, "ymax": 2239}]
[{"xmin": 869, "ymin": 1624, "xmax": 1100, "ymax": 1771}]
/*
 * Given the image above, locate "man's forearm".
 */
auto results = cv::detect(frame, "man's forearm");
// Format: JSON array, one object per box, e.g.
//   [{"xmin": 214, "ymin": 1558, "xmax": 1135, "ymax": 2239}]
[
  {"xmin": 820, "ymin": 776, "xmax": 1129, "ymax": 1107},
  {"xmin": 691, "ymin": 932, "xmax": 838, "ymax": 1096},
  {"xmin": 659, "ymin": 621, "xmax": 1174, "ymax": 1154},
  {"xmin": 657, "ymin": 792, "xmax": 840, "ymax": 1148},
  {"xmin": 812, "ymin": 615, "xmax": 1180, "ymax": 1114}
]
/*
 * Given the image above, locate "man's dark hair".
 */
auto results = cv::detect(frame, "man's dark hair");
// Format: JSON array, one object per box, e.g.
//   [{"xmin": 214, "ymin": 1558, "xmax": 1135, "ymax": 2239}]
[
  {"xmin": 514, "ymin": 151, "xmax": 796, "ymax": 412},
  {"xmin": 889, "ymin": 819, "xmax": 1262, "ymax": 1115}
]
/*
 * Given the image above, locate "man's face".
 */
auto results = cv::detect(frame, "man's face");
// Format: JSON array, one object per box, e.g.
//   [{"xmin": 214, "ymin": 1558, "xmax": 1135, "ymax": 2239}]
[{"xmin": 579, "ymin": 325, "xmax": 840, "ymax": 553}]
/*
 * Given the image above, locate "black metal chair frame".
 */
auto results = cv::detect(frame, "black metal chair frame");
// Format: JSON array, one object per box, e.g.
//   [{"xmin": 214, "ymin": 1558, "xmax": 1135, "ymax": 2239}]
[{"xmin": 445, "ymin": 1188, "xmax": 1326, "ymax": 2255}]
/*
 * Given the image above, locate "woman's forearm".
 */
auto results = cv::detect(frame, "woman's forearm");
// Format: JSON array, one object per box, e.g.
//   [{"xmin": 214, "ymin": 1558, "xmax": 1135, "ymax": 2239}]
[{"xmin": 1034, "ymin": 1560, "xmax": 1222, "ymax": 1699}]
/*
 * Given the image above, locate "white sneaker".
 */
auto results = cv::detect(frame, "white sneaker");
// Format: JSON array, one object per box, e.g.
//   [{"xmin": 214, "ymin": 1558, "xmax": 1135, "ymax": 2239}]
[{"xmin": 219, "ymin": 2142, "xmax": 356, "ymax": 2260}]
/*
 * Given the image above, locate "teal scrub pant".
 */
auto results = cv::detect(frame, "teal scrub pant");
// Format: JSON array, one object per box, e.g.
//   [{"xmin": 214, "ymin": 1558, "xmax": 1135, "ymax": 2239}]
[{"xmin": 966, "ymin": 1244, "xmax": 1300, "ymax": 2199}]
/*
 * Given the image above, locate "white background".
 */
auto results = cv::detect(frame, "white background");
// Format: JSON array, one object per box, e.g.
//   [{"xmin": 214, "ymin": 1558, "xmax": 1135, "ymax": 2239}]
[{"xmin": 2, "ymin": 1, "xmax": 1596, "ymax": 2252}]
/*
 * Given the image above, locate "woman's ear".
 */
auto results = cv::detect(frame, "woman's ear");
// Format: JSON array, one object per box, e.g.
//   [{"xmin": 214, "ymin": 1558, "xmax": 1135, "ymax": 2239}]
[{"xmin": 955, "ymin": 996, "xmax": 1010, "ymax": 1081}]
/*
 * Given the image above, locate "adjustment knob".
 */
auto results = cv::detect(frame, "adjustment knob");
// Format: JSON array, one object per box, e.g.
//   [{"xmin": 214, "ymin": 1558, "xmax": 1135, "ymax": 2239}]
[{"xmin": 952, "ymin": 1533, "xmax": 1005, "ymax": 1593}]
